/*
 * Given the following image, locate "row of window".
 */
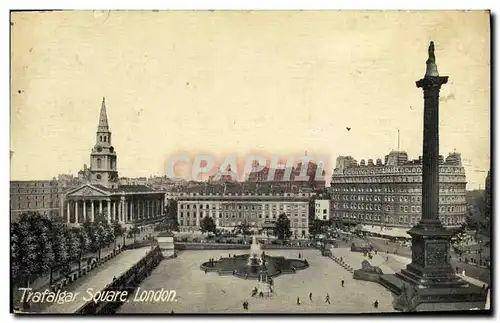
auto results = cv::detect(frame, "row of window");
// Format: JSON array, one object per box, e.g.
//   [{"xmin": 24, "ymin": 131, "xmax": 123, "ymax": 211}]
[
  {"xmin": 332, "ymin": 186, "xmax": 466, "ymax": 194},
  {"xmin": 333, "ymin": 212, "xmax": 465, "ymax": 225},
  {"xmin": 175, "ymin": 192, "xmax": 311, "ymax": 197},
  {"xmin": 335, "ymin": 203, "xmax": 466, "ymax": 213},
  {"xmin": 179, "ymin": 212, "xmax": 308, "ymax": 219},
  {"xmin": 342, "ymin": 166, "xmax": 465, "ymax": 175},
  {"xmin": 179, "ymin": 203, "xmax": 307, "ymax": 210},
  {"xmin": 11, "ymin": 195, "xmax": 58, "ymax": 201},
  {"xmin": 11, "ymin": 189, "xmax": 58, "ymax": 194},
  {"xmin": 11, "ymin": 201, "xmax": 56, "ymax": 209},
  {"xmin": 11, "ymin": 182, "xmax": 55, "ymax": 188},
  {"xmin": 332, "ymin": 175, "xmax": 466, "ymax": 184},
  {"xmin": 333, "ymin": 195, "xmax": 466, "ymax": 206}
]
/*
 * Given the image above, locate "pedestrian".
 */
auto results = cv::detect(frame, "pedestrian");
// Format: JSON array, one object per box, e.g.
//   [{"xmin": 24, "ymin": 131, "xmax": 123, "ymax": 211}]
[
  {"xmin": 341, "ymin": 280, "xmax": 345, "ymax": 287},
  {"xmin": 297, "ymin": 297, "xmax": 301, "ymax": 305},
  {"xmin": 205, "ymin": 269, "xmax": 207, "ymax": 274},
  {"xmin": 325, "ymin": 294, "xmax": 330, "ymax": 304},
  {"xmin": 309, "ymin": 292, "xmax": 312, "ymax": 301},
  {"xmin": 374, "ymin": 300, "xmax": 379, "ymax": 309},
  {"xmin": 298, "ymin": 252, "xmax": 302, "ymax": 259},
  {"xmin": 171, "ymin": 310, "xmax": 174, "ymax": 314}
]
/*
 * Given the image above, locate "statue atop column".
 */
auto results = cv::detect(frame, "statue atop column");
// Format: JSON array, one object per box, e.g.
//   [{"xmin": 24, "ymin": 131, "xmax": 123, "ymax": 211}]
[
  {"xmin": 425, "ymin": 41, "xmax": 439, "ymax": 77},
  {"xmin": 427, "ymin": 41, "xmax": 436, "ymax": 63}
]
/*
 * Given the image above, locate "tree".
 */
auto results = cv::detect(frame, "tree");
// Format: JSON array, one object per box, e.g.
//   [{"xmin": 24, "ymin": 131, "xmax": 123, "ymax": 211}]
[
  {"xmin": 310, "ymin": 219, "xmax": 328, "ymax": 239},
  {"xmin": 50, "ymin": 224, "xmax": 69, "ymax": 285},
  {"xmin": 94, "ymin": 223, "xmax": 107, "ymax": 260},
  {"xmin": 200, "ymin": 216, "xmax": 217, "ymax": 234},
  {"xmin": 35, "ymin": 214, "xmax": 55, "ymax": 281},
  {"xmin": 274, "ymin": 213, "xmax": 292, "ymax": 240},
  {"xmin": 66, "ymin": 228, "xmax": 81, "ymax": 275},
  {"xmin": 236, "ymin": 220, "xmax": 252, "ymax": 237},
  {"xmin": 130, "ymin": 225, "xmax": 140, "ymax": 243},
  {"xmin": 76, "ymin": 227, "xmax": 91, "ymax": 272},
  {"xmin": 10, "ymin": 222, "xmax": 22, "ymax": 286},
  {"xmin": 104, "ymin": 224, "xmax": 115, "ymax": 248},
  {"xmin": 112, "ymin": 221, "xmax": 125, "ymax": 249},
  {"xmin": 165, "ymin": 199, "xmax": 179, "ymax": 231}
]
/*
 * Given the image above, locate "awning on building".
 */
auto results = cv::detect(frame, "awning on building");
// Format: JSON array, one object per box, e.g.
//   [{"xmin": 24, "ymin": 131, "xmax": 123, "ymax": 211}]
[
  {"xmin": 262, "ymin": 222, "xmax": 276, "ymax": 229},
  {"xmin": 358, "ymin": 225, "xmax": 411, "ymax": 239}
]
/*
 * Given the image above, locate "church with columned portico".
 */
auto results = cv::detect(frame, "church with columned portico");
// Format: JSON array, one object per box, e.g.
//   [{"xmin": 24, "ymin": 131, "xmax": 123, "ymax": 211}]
[{"xmin": 64, "ymin": 98, "xmax": 165, "ymax": 227}]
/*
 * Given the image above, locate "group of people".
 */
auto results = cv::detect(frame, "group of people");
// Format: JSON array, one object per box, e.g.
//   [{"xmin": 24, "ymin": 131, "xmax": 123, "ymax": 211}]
[{"xmin": 296, "ymin": 293, "xmax": 331, "ymax": 305}]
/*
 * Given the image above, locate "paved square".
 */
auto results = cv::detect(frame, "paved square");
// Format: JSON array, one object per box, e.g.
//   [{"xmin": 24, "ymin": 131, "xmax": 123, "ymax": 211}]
[{"xmin": 118, "ymin": 249, "xmax": 395, "ymax": 313}]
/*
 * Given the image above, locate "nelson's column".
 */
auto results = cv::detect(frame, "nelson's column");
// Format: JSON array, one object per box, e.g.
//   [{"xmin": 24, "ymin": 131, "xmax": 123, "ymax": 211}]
[{"xmin": 381, "ymin": 42, "xmax": 487, "ymax": 311}]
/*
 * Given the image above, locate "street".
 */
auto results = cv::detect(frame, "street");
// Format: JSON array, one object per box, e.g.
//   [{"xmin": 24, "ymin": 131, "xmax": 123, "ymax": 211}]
[{"xmin": 28, "ymin": 226, "xmax": 157, "ymax": 292}]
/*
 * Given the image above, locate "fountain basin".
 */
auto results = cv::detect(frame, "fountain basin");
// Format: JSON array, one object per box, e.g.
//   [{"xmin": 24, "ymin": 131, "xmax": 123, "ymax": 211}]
[{"xmin": 200, "ymin": 254, "xmax": 309, "ymax": 279}]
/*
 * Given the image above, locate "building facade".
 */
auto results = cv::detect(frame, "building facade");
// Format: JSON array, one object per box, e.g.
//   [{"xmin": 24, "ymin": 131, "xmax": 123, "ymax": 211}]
[
  {"xmin": 64, "ymin": 98, "xmax": 165, "ymax": 227},
  {"xmin": 314, "ymin": 199, "xmax": 331, "ymax": 221},
  {"xmin": 170, "ymin": 183, "xmax": 312, "ymax": 238},
  {"xmin": 330, "ymin": 151, "xmax": 467, "ymax": 229},
  {"xmin": 10, "ymin": 180, "xmax": 60, "ymax": 221}
]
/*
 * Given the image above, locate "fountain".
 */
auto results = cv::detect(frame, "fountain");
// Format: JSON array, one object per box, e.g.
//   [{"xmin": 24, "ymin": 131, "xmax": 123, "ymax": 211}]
[
  {"xmin": 248, "ymin": 235, "xmax": 263, "ymax": 266},
  {"xmin": 200, "ymin": 235, "xmax": 309, "ymax": 281}
]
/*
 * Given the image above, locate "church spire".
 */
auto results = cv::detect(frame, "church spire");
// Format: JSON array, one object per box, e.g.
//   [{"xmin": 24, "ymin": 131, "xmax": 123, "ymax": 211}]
[{"xmin": 97, "ymin": 97, "xmax": 109, "ymax": 132}]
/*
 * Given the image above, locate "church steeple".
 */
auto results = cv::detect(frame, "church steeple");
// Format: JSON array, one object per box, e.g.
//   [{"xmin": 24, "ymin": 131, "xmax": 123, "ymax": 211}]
[
  {"xmin": 97, "ymin": 97, "xmax": 110, "ymax": 132},
  {"xmin": 90, "ymin": 97, "xmax": 118, "ymax": 188}
]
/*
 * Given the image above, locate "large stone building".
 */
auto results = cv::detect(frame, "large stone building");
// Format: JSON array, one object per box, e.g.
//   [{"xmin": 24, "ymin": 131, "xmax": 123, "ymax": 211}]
[
  {"xmin": 10, "ymin": 180, "xmax": 61, "ymax": 221},
  {"xmin": 10, "ymin": 173, "xmax": 84, "ymax": 222},
  {"xmin": 330, "ymin": 150, "xmax": 467, "ymax": 232},
  {"xmin": 63, "ymin": 98, "xmax": 165, "ymax": 227},
  {"xmin": 168, "ymin": 182, "xmax": 313, "ymax": 238}
]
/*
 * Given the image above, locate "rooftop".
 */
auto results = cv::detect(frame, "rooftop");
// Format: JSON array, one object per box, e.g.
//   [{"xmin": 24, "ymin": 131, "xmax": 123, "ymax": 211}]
[{"xmin": 93, "ymin": 184, "xmax": 160, "ymax": 193}]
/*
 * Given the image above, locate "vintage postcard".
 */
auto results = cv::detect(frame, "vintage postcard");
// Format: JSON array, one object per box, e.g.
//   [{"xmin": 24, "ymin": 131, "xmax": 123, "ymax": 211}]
[{"xmin": 10, "ymin": 10, "xmax": 491, "ymax": 314}]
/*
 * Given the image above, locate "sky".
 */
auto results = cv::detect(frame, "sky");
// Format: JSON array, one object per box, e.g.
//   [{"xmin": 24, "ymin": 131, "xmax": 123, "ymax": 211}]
[{"xmin": 10, "ymin": 10, "xmax": 490, "ymax": 189}]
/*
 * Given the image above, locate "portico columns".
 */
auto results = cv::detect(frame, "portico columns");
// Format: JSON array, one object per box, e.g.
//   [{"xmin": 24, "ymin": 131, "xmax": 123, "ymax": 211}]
[
  {"xmin": 91, "ymin": 201, "xmax": 95, "ymax": 222},
  {"xmin": 113, "ymin": 201, "xmax": 117, "ymax": 221},
  {"xmin": 123, "ymin": 199, "xmax": 128, "ymax": 223},
  {"xmin": 83, "ymin": 200, "xmax": 87, "ymax": 222},
  {"xmin": 99, "ymin": 200, "xmax": 103, "ymax": 217},
  {"xmin": 74, "ymin": 201, "xmax": 79, "ymax": 224},
  {"xmin": 120, "ymin": 197, "xmax": 125, "ymax": 224},
  {"xmin": 130, "ymin": 200, "xmax": 134, "ymax": 222},
  {"xmin": 107, "ymin": 199, "xmax": 111, "ymax": 224},
  {"xmin": 67, "ymin": 201, "xmax": 70, "ymax": 224}
]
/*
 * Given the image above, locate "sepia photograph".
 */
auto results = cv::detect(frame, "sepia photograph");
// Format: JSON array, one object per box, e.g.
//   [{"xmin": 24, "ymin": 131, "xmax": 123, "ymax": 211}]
[{"xmin": 9, "ymin": 10, "xmax": 491, "ymax": 315}]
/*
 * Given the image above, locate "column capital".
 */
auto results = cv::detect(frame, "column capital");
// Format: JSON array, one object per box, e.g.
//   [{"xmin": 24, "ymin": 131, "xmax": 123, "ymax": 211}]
[{"xmin": 416, "ymin": 76, "xmax": 448, "ymax": 89}]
